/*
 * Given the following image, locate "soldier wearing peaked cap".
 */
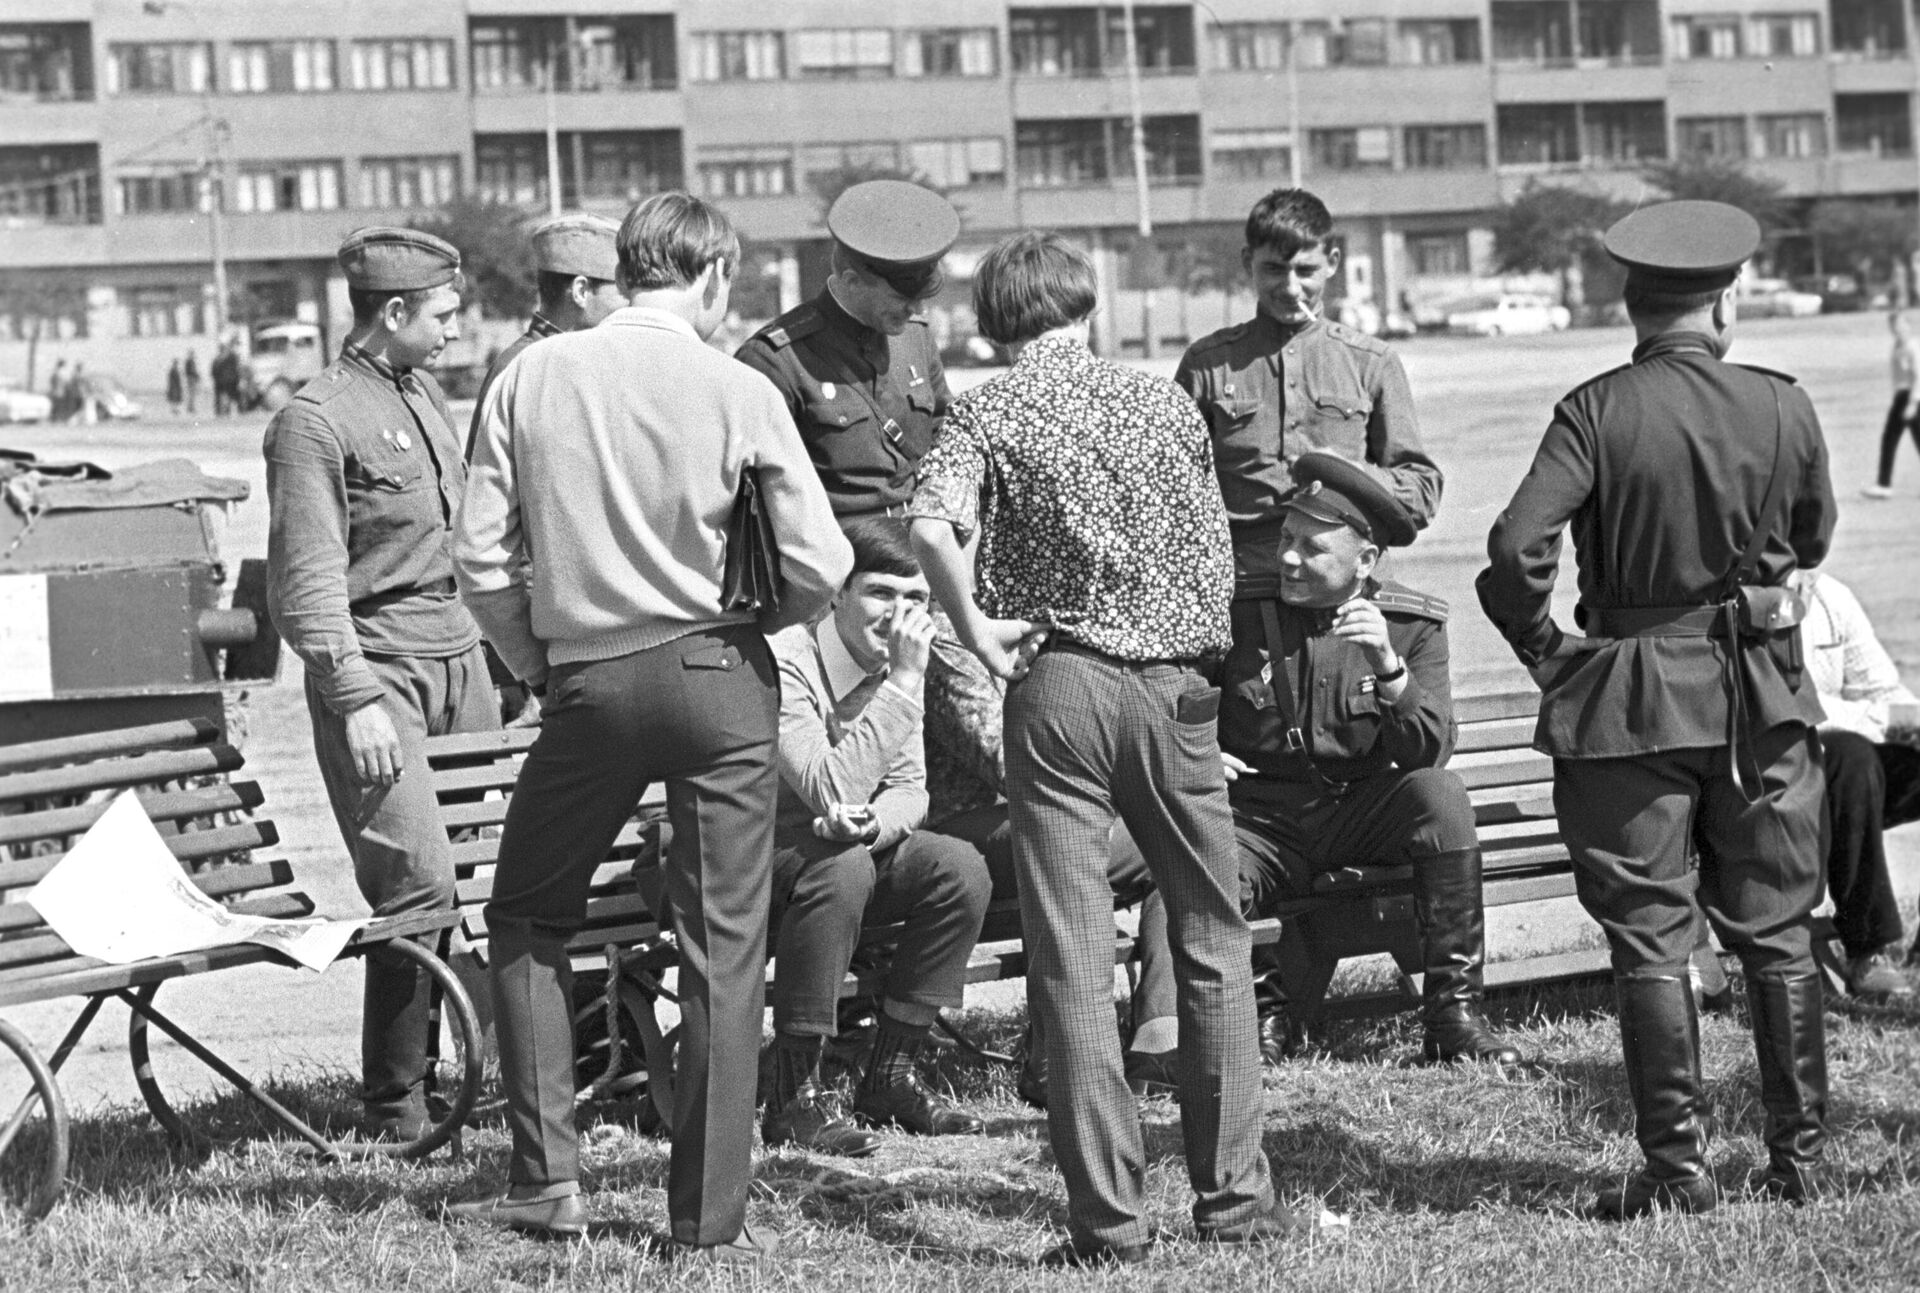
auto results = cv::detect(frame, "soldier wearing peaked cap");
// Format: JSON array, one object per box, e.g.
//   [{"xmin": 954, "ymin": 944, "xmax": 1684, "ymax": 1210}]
[
  {"xmin": 264, "ymin": 226, "xmax": 500, "ymax": 1142},
  {"xmin": 1479, "ymin": 200, "xmax": 1837, "ymax": 1218},
  {"xmin": 735, "ymin": 180, "xmax": 959, "ymax": 521},
  {"xmin": 1132, "ymin": 450, "xmax": 1525, "ymax": 1074}
]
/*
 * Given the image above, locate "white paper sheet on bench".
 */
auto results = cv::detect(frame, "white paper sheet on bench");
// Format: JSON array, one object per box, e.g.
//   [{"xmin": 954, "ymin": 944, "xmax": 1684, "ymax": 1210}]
[{"xmin": 26, "ymin": 790, "xmax": 369, "ymax": 972}]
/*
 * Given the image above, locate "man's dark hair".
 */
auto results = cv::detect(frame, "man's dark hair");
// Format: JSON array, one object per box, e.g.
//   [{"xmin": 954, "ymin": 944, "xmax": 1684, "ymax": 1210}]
[
  {"xmin": 616, "ymin": 192, "xmax": 740, "ymax": 292},
  {"xmin": 842, "ymin": 516, "xmax": 921, "ymax": 580},
  {"xmin": 972, "ymin": 232, "xmax": 1098, "ymax": 346},
  {"xmin": 1621, "ymin": 279, "xmax": 1725, "ymax": 321},
  {"xmin": 536, "ymin": 269, "xmax": 613, "ymax": 315},
  {"xmin": 1244, "ymin": 188, "xmax": 1335, "ymax": 259}
]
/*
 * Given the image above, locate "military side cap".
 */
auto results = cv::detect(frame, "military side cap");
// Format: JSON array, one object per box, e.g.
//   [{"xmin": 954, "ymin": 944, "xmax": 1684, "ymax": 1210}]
[
  {"xmin": 828, "ymin": 180, "xmax": 961, "ymax": 299},
  {"xmin": 338, "ymin": 226, "xmax": 461, "ymax": 292},
  {"xmin": 1603, "ymin": 200, "xmax": 1760, "ymax": 295},
  {"xmin": 1284, "ymin": 450, "xmax": 1417, "ymax": 548},
  {"xmin": 532, "ymin": 213, "xmax": 620, "ymax": 280}
]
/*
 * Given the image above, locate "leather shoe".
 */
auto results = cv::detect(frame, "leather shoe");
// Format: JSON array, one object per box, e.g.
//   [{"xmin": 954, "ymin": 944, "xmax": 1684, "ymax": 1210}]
[
  {"xmin": 1751, "ymin": 1162, "xmax": 1826, "ymax": 1205},
  {"xmin": 1124, "ymin": 1048, "xmax": 1180, "ymax": 1096},
  {"xmin": 854, "ymin": 1071, "xmax": 985, "ymax": 1136},
  {"xmin": 1017, "ymin": 1044, "xmax": 1049, "ymax": 1110},
  {"xmin": 1257, "ymin": 1011, "xmax": 1296, "ymax": 1067},
  {"xmin": 445, "ymin": 1182, "xmax": 588, "ymax": 1236},
  {"xmin": 1591, "ymin": 1171, "xmax": 1717, "ymax": 1219},
  {"xmin": 1038, "ymin": 1236, "xmax": 1151, "ymax": 1267},
  {"xmin": 674, "ymin": 1221, "xmax": 781, "ymax": 1265},
  {"xmin": 1199, "ymin": 1201, "xmax": 1314, "ymax": 1244},
  {"xmin": 763, "ymin": 1081, "xmax": 882, "ymax": 1158},
  {"xmin": 1421, "ymin": 1004, "xmax": 1525, "ymax": 1068}
]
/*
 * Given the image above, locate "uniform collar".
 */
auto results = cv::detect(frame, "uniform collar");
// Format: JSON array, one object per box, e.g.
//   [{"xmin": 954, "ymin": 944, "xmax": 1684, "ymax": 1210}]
[
  {"xmin": 1251, "ymin": 309, "xmax": 1322, "ymax": 346},
  {"xmin": 814, "ymin": 616, "xmax": 884, "ymax": 701},
  {"xmin": 821, "ymin": 283, "xmax": 884, "ymax": 348},
  {"xmin": 1631, "ymin": 331, "xmax": 1720, "ymax": 363},
  {"xmin": 527, "ymin": 313, "xmax": 563, "ymax": 340},
  {"xmin": 341, "ymin": 340, "xmax": 413, "ymax": 389}
]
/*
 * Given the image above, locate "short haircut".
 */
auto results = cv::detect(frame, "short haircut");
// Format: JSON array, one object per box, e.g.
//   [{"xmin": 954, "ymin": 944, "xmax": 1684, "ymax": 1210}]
[
  {"xmin": 1244, "ymin": 188, "xmax": 1335, "ymax": 259},
  {"xmin": 972, "ymin": 232, "xmax": 1098, "ymax": 346},
  {"xmin": 616, "ymin": 192, "xmax": 739, "ymax": 292},
  {"xmin": 536, "ymin": 269, "xmax": 613, "ymax": 314},
  {"xmin": 842, "ymin": 516, "xmax": 921, "ymax": 581},
  {"xmin": 1621, "ymin": 279, "xmax": 1724, "ymax": 320},
  {"xmin": 347, "ymin": 272, "xmax": 465, "ymax": 328}
]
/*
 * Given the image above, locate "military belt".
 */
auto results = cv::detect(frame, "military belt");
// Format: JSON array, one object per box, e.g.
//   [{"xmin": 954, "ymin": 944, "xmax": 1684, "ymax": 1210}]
[{"xmin": 1585, "ymin": 605, "xmax": 1723, "ymax": 638}]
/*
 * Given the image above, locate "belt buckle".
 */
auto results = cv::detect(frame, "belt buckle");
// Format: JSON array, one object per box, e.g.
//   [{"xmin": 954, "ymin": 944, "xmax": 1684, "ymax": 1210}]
[{"xmin": 1285, "ymin": 727, "xmax": 1306, "ymax": 753}]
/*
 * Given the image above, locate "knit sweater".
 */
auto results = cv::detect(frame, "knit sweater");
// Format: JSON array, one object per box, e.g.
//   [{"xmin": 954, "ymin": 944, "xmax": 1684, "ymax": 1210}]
[{"xmin": 455, "ymin": 306, "xmax": 850, "ymax": 685}]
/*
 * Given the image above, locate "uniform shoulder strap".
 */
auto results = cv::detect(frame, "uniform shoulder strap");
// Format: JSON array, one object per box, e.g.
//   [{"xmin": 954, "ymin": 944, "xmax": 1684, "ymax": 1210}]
[
  {"xmin": 758, "ymin": 305, "xmax": 825, "ymax": 350},
  {"xmin": 1372, "ymin": 580, "xmax": 1449, "ymax": 622},
  {"xmin": 293, "ymin": 364, "xmax": 354, "ymax": 407}
]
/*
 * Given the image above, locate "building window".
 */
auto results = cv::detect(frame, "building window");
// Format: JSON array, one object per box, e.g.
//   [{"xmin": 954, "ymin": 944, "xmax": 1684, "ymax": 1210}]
[
  {"xmin": 1399, "ymin": 19, "xmax": 1483, "ymax": 64},
  {"xmin": 574, "ymin": 17, "xmax": 677, "ymax": 91},
  {"xmin": 1309, "ymin": 127, "xmax": 1394, "ymax": 171},
  {"xmin": 231, "ymin": 161, "xmax": 343, "ymax": 213},
  {"xmin": 228, "ymin": 41, "xmax": 336, "ymax": 93},
  {"xmin": 1342, "ymin": 19, "xmax": 1391, "ymax": 65},
  {"xmin": 1292, "ymin": 22, "xmax": 1335, "ymax": 68},
  {"xmin": 115, "ymin": 168, "xmax": 204, "ymax": 215},
  {"xmin": 1677, "ymin": 115, "xmax": 1748, "ymax": 158},
  {"xmin": 1209, "ymin": 128, "xmax": 1292, "ymax": 180},
  {"xmin": 898, "ymin": 28, "xmax": 998, "ymax": 77},
  {"xmin": 1835, "ymin": 92, "xmax": 1913, "ymax": 155},
  {"xmin": 686, "ymin": 31, "xmax": 785, "ymax": 81},
  {"xmin": 796, "ymin": 142, "xmax": 902, "ymax": 190},
  {"xmin": 347, "ymin": 39, "xmax": 455, "ymax": 91},
  {"xmin": 793, "ymin": 29, "xmax": 894, "ymax": 79},
  {"xmin": 1492, "ymin": 2, "xmax": 1573, "ymax": 64},
  {"xmin": 1497, "ymin": 102, "xmax": 1581, "ymax": 165},
  {"xmin": 1831, "ymin": 0, "xmax": 1906, "ymax": 57},
  {"xmin": 1755, "ymin": 112, "xmax": 1826, "ymax": 158},
  {"xmin": 361, "ymin": 156, "xmax": 458, "ymax": 208},
  {"xmin": 1010, "ymin": 6, "xmax": 1195, "ymax": 76},
  {"xmin": 1016, "ymin": 119, "xmax": 1109, "ymax": 184},
  {"xmin": 1208, "ymin": 22, "xmax": 1287, "ymax": 71},
  {"xmin": 0, "ymin": 143, "xmax": 101, "ymax": 224},
  {"xmin": 0, "ymin": 23, "xmax": 92, "ymax": 101},
  {"xmin": 475, "ymin": 135, "xmax": 548, "ymax": 205},
  {"xmin": 1670, "ymin": 16, "xmax": 1741, "ymax": 59},
  {"xmin": 1583, "ymin": 101, "xmax": 1667, "ymax": 163},
  {"xmin": 1404, "ymin": 124, "xmax": 1488, "ymax": 169},
  {"xmin": 697, "ymin": 147, "xmax": 793, "ymax": 199},
  {"xmin": 105, "ymin": 42, "xmax": 213, "ymax": 95},
  {"xmin": 576, "ymin": 131, "xmax": 682, "ymax": 201},
  {"xmin": 471, "ymin": 22, "xmax": 554, "ymax": 91},
  {"xmin": 1407, "ymin": 231, "xmax": 1471, "ymax": 276},
  {"xmin": 907, "ymin": 137, "xmax": 1007, "ymax": 188},
  {"xmin": 1749, "ymin": 14, "xmax": 1820, "ymax": 57},
  {"xmin": 127, "ymin": 286, "xmax": 207, "ymax": 339},
  {"xmin": 1577, "ymin": 0, "xmax": 1662, "ymax": 63}
]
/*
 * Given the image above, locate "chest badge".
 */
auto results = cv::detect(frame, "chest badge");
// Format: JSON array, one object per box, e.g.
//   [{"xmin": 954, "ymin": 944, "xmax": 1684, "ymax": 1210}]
[
  {"xmin": 909, "ymin": 364, "xmax": 926, "ymax": 387},
  {"xmin": 382, "ymin": 428, "xmax": 412, "ymax": 451},
  {"xmin": 821, "ymin": 381, "xmax": 837, "ymax": 399},
  {"xmin": 1224, "ymin": 383, "xmax": 1236, "ymax": 396}
]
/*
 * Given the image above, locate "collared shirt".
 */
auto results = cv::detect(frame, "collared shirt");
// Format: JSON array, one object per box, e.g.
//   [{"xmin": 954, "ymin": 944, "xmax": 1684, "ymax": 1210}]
[
  {"xmin": 910, "ymin": 334, "xmax": 1233, "ymax": 662},
  {"xmin": 264, "ymin": 342, "xmax": 478, "ymax": 714},
  {"xmin": 1794, "ymin": 568, "xmax": 1917, "ymax": 744},
  {"xmin": 734, "ymin": 287, "xmax": 950, "ymax": 515},
  {"xmin": 1175, "ymin": 312, "xmax": 1441, "ymax": 531},
  {"xmin": 467, "ymin": 313, "xmax": 565, "ymax": 460}
]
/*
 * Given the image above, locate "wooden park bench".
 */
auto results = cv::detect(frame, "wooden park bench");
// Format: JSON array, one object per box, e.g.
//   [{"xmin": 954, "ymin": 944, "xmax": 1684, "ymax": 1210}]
[{"xmin": 0, "ymin": 720, "xmax": 484, "ymax": 1221}]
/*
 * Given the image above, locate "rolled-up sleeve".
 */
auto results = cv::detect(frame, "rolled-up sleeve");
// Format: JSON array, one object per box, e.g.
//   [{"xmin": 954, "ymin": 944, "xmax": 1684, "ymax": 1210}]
[
  {"xmin": 264, "ymin": 407, "xmax": 382, "ymax": 715},
  {"xmin": 454, "ymin": 364, "xmax": 546, "ymax": 687},
  {"xmin": 907, "ymin": 407, "xmax": 987, "ymax": 544}
]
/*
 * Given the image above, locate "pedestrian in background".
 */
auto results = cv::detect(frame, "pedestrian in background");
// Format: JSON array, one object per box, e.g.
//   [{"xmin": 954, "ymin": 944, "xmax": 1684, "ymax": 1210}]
[
  {"xmin": 166, "ymin": 359, "xmax": 184, "ymax": 414},
  {"xmin": 212, "ymin": 342, "xmax": 241, "ymax": 416},
  {"xmin": 1865, "ymin": 308, "xmax": 1920, "ymax": 499},
  {"xmin": 183, "ymin": 350, "xmax": 201, "ymax": 415}
]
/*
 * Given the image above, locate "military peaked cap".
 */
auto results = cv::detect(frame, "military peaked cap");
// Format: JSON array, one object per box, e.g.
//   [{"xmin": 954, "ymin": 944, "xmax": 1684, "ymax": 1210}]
[
  {"xmin": 1285, "ymin": 451, "xmax": 1418, "ymax": 548},
  {"xmin": 827, "ymin": 180, "xmax": 960, "ymax": 299},
  {"xmin": 1603, "ymin": 200, "xmax": 1760, "ymax": 296}
]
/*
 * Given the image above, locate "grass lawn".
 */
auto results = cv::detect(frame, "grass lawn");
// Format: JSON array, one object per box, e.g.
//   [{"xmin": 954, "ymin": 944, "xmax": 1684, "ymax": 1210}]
[{"xmin": 5, "ymin": 977, "xmax": 1918, "ymax": 1291}]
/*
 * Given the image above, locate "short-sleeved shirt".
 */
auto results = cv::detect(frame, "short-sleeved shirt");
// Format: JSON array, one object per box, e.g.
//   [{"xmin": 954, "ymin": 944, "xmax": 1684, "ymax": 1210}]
[
  {"xmin": 1175, "ymin": 312, "xmax": 1441, "ymax": 531},
  {"xmin": 909, "ymin": 334, "xmax": 1232, "ymax": 662}
]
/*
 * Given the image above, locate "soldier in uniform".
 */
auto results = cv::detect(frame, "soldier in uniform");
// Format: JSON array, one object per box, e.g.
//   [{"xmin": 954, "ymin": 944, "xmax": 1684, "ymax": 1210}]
[
  {"xmin": 734, "ymin": 180, "xmax": 959, "ymax": 521},
  {"xmin": 1135, "ymin": 451, "xmax": 1522, "ymax": 1070},
  {"xmin": 264, "ymin": 227, "xmax": 500, "ymax": 1139},
  {"xmin": 1479, "ymin": 201, "xmax": 1837, "ymax": 1216}
]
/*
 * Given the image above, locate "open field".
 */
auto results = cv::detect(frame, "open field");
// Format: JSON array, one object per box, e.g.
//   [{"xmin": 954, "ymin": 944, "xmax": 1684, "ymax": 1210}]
[{"xmin": 3, "ymin": 312, "xmax": 1919, "ymax": 1286}]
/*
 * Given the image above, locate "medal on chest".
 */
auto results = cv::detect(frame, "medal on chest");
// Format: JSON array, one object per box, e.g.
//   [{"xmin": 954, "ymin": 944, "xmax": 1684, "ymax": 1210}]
[{"xmin": 381, "ymin": 428, "xmax": 412, "ymax": 452}]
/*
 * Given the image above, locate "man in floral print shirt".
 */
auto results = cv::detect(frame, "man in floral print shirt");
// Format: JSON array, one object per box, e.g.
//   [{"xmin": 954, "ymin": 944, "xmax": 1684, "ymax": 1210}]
[{"xmin": 910, "ymin": 232, "xmax": 1294, "ymax": 1266}]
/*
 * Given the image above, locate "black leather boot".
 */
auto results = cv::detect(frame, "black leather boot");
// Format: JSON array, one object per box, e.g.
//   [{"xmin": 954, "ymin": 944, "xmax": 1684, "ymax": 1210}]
[
  {"xmin": 1252, "ymin": 946, "xmax": 1297, "ymax": 1067},
  {"xmin": 1411, "ymin": 849, "xmax": 1525, "ymax": 1067},
  {"xmin": 1593, "ymin": 970, "xmax": 1718, "ymax": 1219},
  {"xmin": 1747, "ymin": 971, "xmax": 1829, "ymax": 1203}
]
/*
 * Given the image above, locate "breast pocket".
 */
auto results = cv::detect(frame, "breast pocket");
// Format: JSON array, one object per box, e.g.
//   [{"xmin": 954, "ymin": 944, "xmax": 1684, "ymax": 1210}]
[
  {"xmin": 344, "ymin": 453, "xmax": 430, "ymax": 543},
  {"xmin": 802, "ymin": 394, "xmax": 874, "ymax": 437},
  {"xmin": 1297, "ymin": 364, "xmax": 1373, "ymax": 458}
]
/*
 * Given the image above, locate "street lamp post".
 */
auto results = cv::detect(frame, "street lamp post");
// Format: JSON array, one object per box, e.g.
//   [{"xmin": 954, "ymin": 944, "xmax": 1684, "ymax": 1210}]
[{"xmin": 1119, "ymin": 0, "xmax": 1156, "ymax": 358}]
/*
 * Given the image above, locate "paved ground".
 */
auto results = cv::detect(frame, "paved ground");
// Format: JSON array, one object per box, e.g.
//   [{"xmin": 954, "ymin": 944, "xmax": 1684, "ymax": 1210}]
[{"xmin": 5, "ymin": 311, "xmax": 1916, "ymax": 1112}]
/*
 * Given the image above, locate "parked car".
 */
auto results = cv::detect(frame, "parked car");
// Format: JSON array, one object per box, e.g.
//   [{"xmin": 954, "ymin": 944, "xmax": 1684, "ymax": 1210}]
[
  {"xmin": 1791, "ymin": 273, "xmax": 1880, "ymax": 314},
  {"xmin": 245, "ymin": 321, "xmax": 327, "ymax": 410},
  {"xmin": 1445, "ymin": 293, "xmax": 1571, "ymax": 337},
  {"xmin": 0, "ymin": 379, "xmax": 54, "ymax": 424},
  {"xmin": 1738, "ymin": 278, "xmax": 1823, "ymax": 319},
  {"xmin": 75, "ymin": 372, "xmax": 142, "ymax": 420}
]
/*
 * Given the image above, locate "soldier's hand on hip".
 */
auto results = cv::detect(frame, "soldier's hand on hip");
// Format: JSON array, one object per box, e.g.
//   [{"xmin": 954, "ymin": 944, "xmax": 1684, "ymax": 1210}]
[
  {"xmin": 887, "ymin": 603, "xmax": 938, "ymax": 690},
  {"xmin": 344, "ymin": 701, "xmax": 404, "ymax": 787},
  {"xmin": 1333, "ymin": 597, "xmax": 1399, "ymax": 675}
]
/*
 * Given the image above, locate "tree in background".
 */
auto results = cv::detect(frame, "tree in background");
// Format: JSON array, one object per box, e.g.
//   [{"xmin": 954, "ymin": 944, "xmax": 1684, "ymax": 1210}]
[
  {"xmin": 412, "ymin": 196, "xmax": 538, "ymax": 319},
  {"xmin": 1493, "ymin": 182, "xmax": 1630, "ymax": 318},
  {"xmin": 805, "ymin": 160, "xmax": 945, "ymax": 229},
  {"xmin": 1807, "ymin": 200, "xmax": 1915, "ymax": 295},
  {"xmin": 0, "ymin": 269, "xmax": 89, "ymax": 390},
  {"xmin": 1642, "ymin": 154, "xmax": 1790, "ymax": 231}
]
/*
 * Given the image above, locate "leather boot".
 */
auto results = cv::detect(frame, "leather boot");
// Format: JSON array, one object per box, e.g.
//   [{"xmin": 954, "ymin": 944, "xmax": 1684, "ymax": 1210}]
[
  {"xmin": 1252, "ymin": 946, "xmax": 1297, "ymax": 1067},
  {"xmin": 1593, "ymin": 970, "xmax": 1718, "ymax": 1219},
  {"xmin": 1747, "ymin": 971, "xmax": 1829, "ymax": 1203},
  {"xmin": 1411, "ymin": 849, "xmax": 1524, "ymax": 1067}
]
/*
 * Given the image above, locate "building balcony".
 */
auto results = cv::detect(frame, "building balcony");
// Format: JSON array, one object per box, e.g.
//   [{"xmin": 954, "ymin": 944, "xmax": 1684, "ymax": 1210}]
[
  {"xmin": 1829, "ymin": 152, "xmax": 1920, "ymax": 195},
  {"xmin": 0, "ymin": 94, "xmax": 100, "ymax": 145},
  {"xmin": 1492, "ymin": 61, "xmax": 1669, "ymax": 102},
  {"xmin": 472, "ymin": 85, "xmax": 685, "ymax": 134},
  {"xmin": 683, "ymin": 79, "xmax": 1011, "ymax": 145},
  {"xmin": 0, "ymin": 217, "xmax": 107, "ymax": 269},
  {"xmin": 1010, "ymin": 72, "xmax": 1199, "ymax": 119},
  {"xmin": 1665, "ymin": 58, "xmax": 1830, "ymax": 115},
  {"xmin": 100, "ymin": 208, "xmax": 357, "ymax": 266},
  {"xmin": 1829, "ymin": 56, "xmax": 1920, "ymax": 94}
]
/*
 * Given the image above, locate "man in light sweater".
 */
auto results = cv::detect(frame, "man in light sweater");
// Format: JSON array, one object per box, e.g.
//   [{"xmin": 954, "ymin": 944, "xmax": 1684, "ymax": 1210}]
[
  {"xmin": 450, "ymin": 193, "xmax": 851, "ymax": 1262},
  {"xmin": 762, "ymin": 518, "xmax": 991, "ymax": 1157}
]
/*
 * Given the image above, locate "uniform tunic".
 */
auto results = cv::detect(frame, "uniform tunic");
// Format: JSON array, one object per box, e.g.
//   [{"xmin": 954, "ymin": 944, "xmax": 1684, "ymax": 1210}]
[
  {"xmin": 735, "ymin": 288, "xmax": 950, "ymax": 516},
  {"xmin": 1175, "ymin": 313, "xmax": 1442, "ymax": 533},
  {"xmin": 466, "ymin": 313, "xmax": 560, "ymax": 461}
]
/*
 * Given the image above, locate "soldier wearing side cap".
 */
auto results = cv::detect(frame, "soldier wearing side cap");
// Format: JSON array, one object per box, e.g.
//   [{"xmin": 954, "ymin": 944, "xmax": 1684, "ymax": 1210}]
[
  {"xmin": 734, "ymin": 180, "xmax": 958, "ymax": 522},
  {"xmin": 1478, "ymin": 201, "xmax": 1837, "ymax": 1217},
  {"xmin": 1130, "ymin": 451, "xmax": 1524, "ymax": 1079},
  {"xmin": 264, "ymin": 226, "xmax": 500, "ymax": 1141}
]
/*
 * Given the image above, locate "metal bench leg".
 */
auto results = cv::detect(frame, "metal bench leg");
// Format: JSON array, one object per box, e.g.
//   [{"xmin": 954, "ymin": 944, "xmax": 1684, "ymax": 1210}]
[{"xmin": 0, "ymin": 1016, "xmax": 72, "ymax": 1222}]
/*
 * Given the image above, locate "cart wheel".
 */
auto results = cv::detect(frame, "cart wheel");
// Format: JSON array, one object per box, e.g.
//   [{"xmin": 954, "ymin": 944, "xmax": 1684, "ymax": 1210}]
[{"xmin": 0, "ymin": 1017, "xmax": 70, "ymax": 1222}]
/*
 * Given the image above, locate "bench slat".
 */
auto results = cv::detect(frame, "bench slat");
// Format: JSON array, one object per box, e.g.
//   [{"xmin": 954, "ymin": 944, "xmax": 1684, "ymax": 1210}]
[
  {"xmin": 0, "ymin": 745, "xmax": 245, "ymax": 805},
  {"xmin": 449, "ymin": 820, "xmax": 652, "ymax": 871},
  {"xmin": 0, "ymin": 891, "xmax": 316, "ymax": 972},
  {"xmin": 0, "ymin": 820, "xmax": 281, "ymax": 891},
  {"xmin": 464, "ymin": 892, "xmax": 652, "ymax": 941},
  {"xmin": 424, "ymin": 728, "xmax": 539, "ymax": 763},
  {"xmin": 0, "ymin": 859, "xmax": 296, "ymax": 933},
  {"xmin": 0, "ymin": 718, "xmax": 220, "ymax": 776},
  {"xmin": 0, "ymin": 782, "xmax": 267, "ymax": 849},
  {"xmin": 1451, "ymin": 750, "xmax": 1556, "ymax": 791},
  {"xmin": 1453, "ymin": 690, "xmax": 1544, "ymax": 725},
  {"xmin": 456, "ymin": 859, "xmax": 634, "ymax": 905},
  {"xmin": 1452, "ymin": 716, "xmax": 1538, "ymax": 755}
]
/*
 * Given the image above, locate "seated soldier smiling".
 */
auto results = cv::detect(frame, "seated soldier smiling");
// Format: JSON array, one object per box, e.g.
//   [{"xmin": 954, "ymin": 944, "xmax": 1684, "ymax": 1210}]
[{"xmin": 763, "ymin": 518, "xmax": 992, "ymax": 1156}]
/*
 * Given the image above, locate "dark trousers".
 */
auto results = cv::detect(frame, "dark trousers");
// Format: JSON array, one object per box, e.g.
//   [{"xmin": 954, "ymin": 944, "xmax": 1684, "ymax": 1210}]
[
  {"xmin": 1005, "ymin": 646, "xmax": 1271, "ymax": 1249},
  {"xmin": 769, "ymin": 829, "xmax": 991, "ymax": 1036},
  {"xmin": 1879, "ymin": 389, "xmax": 1920, "ymax": 488},
  {"xmin": 306, "ymin": 643, "xmax": 496, "ymax": 1120},
  {"xmin": 483, "ymin": 625, "xmax": 778, "ymax": 1247},
  {"xmin": 1822, "ymin": 729, "xmax": 1920, "ymax": 959},
  {"xmin": 1555, "ymin": 725, "xmax": 1826, "ymax": 980}
]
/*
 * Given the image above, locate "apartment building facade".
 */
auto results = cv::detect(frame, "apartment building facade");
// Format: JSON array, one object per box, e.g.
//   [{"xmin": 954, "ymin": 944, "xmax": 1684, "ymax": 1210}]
[{"xmin": 4, "ymin": 0, "xmax": 1920, "ymax": 373}]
